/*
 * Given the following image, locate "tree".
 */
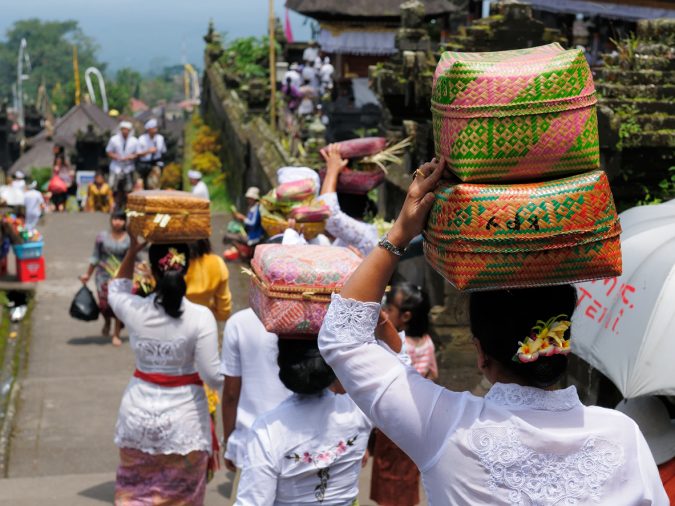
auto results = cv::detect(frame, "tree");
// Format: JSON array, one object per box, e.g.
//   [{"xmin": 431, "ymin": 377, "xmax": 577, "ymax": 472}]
[
  {"xmin": 107, "ymin": 67, "xmax": 143, "ymax": 112},
  {"xmin": 0, "ymin": 19, "xmax": 104, "ymax": 115}
]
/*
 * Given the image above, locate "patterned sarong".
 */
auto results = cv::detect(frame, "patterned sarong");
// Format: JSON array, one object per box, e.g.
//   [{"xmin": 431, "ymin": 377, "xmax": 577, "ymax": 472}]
[{"xmin": 115, "ymin": 448, "xmax": 208, "ymax": 505}]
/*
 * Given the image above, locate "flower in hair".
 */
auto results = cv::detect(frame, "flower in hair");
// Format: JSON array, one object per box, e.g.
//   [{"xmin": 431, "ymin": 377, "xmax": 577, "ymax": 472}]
[
  {"xmin": 158, "ymin": 248, "xmax": 186, "ymax": 273},
  {"xmin": 514, "ymin": 314, "xmax": 571, "ymax": 364}
]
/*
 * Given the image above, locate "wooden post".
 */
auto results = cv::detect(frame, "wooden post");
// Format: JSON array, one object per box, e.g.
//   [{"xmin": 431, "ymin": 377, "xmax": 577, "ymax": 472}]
[
  {"xmin": 73, "ymin": 45, "xmax": 81, "ymax": 105},
  {"xmin": 268, "ymin": 0, "xmax": 277, "ymax": 130}
]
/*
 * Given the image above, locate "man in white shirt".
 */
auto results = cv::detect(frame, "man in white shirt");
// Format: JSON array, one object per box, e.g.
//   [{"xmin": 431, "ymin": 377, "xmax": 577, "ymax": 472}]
[
  {"xmin": 220, "ymin": 309, "xmax": 291, "ymax": 472},
  {"xmin": 320, "ymin": 57, "xmax": 335, "ymax": 95},
  {"xmin": 0, "ymin": 175, "xmax": 25, "ymax": 207},
  {"xmin": 302, "ymin": 42, "xmax": 319, "ymax": 66},
  {"xmin": 106, "ymin": 121, "xmax": 139, "ymax": 209},
  {"xmin": 23, "ymin": 181, "xmax": 46, "ymax": 230},
  {"xmin": 283, "ymin": 62, "xmax": 302, "ymax": 90},
  {"xmin": 136, "ymin": 118, "xmax": 167, "ymax": 190},
  {"xmin": 188, "ymin": 170, "xmax": 209, "ymax": 200}
]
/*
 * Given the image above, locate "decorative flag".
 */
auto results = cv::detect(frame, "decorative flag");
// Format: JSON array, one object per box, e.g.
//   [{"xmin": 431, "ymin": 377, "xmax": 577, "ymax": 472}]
[{"xmin": 285, "ymin": 9, "xmax": 295, "ymax": 43}]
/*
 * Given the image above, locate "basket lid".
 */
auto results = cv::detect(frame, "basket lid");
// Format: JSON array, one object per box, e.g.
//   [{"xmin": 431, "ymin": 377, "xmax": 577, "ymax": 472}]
[
  {"xmin": 127, "ymin": 190, "xmax": 210, "ymax": 213},
  {"xmin": 251, "ymin": 244, "xmax": 362, "ymax": 294},
  {"xmin": 425, "ymin": 171, "xmax": 621, "ymax": 253},
  {"xmin": 432, "ymin": 44, "xmax": 596, "ymax": 116}
]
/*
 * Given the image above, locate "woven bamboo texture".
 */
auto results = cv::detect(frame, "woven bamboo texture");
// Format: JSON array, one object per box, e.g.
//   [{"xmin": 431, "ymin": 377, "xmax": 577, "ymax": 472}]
[
  {"xmin": 423, "ymin": 171, "xmax": 622, "ymax": 291},
  {"xmin": 431, "ymin": 44, "xmax": 599, "ymax": 182},
  {"xmin": 260, "ymin": 206, "xmax": 326, "ymax": 240},
  {"xmin": 126, "ymin": 190, "xmax": 210, "ymax": 243},
  {"xmin": 249, "ymin": 244, "xmax": 362, "ymax": 334},
  {"xmin": 318, "ymin": 167, "xmax": 386, "ymax": 195}
]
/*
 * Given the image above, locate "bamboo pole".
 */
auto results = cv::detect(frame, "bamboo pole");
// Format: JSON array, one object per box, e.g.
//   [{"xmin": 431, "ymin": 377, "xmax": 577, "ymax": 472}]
[
  {"xmin": 73, "ymin": 45, "xmax": 81, "ymax": 105},
  {"xmin": 268, "ymin": 0, "xmax": 277, "ymax": 130}
]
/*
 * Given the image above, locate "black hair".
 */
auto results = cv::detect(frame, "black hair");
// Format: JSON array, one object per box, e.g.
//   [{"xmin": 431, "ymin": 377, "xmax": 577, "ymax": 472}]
[
  {"xmin": 148, "ymin": 243, "xmax": 190, "ymax": 319},
  {"xmin": 387, "ymin": 282, "xmax": 430, "ymax": 337},
  {"xmin": 337, "ymin": 193, "xmax": 378, "ymax": 221},
  {"xmin": 277, "ymin": 339, "xmax": 336, "ymax": 395},
  {"xmin": 469, "ymin": 285, "xmax": 577, "ymax": 388},
  {"xmin": 189, "ymin": 238, "xmax": 212, "ymax": 259},
  {"xmin": 110, "ymin": 210, "xmax": 127, "ymax": 222}
]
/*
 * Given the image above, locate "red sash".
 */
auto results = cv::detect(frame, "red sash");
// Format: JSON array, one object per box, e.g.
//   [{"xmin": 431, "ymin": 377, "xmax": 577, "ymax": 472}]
[{"xmin": 133, "ymin": 369, "xmax": 220, "ymax": 475}]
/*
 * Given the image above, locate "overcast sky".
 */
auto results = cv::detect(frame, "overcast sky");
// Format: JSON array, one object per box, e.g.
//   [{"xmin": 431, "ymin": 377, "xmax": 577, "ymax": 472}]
[{"xmin": 0, "ymin": 0, "xmax": 312, "ymax": 73}]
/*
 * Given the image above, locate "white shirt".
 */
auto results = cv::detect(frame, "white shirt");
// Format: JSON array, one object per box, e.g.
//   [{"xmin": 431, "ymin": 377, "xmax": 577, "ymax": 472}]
[
  {"xmin": 283, "ymin": 69, "xmax": 302, "ymax": 89},
  {"xmin": 23, "ymin": 189, "xmax": 45, "ymax": 229},
  {"xmin": 235, "ymin": 390, "xmax": 372, "ymax": 506},
  {"xmin": 108, "ymin": 278, "xmax": 223, "ymax": 455},
  {"xmin": 0, "ymin": 184, "xmax": 24, "ymax": 206},
  {"xmin": 318, "ymin": 294, "xmax": 669, "ymax": 506},
  {"xmin": 137, "ymin": 132, "xmax": 167, "ymax": 163},
  {"xmin": 320, "ymin": 63, "xmax": 335, "ymax": 83},
  {"xmin": 191, "ymin": 180, "xmax": 210, "ymax": 200},
  {"xmin": 318, "ymin": 192, "xmax": 379, "ymax": 256},
  {"xmin": 303, "ymin": 47, "xmax": 319, "ymax": 64},
  {"xmin": 106, "ymin": 133, "xmax": 139, "ymax": 175},
  {"xmin": 219, "ymin": 309, "xmax": 291, "ymax": 467}
]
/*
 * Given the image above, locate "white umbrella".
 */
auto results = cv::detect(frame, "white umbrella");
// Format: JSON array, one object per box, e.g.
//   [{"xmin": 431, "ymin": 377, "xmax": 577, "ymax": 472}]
[{"xmin": 572, "ymin": 200, "xmax": 675, "ymax": 398}]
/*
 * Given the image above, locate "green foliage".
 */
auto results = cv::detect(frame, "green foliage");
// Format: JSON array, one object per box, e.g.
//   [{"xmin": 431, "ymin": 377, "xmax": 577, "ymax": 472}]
[
  {"xmin": 107, "ymin": 67, "xmax": 143, "ymax": 113},
  {"xmin": 637, "ymin": 166, "xmax": 675, "ymax": 206},
  {"xmin": 615, "ymin": 104, "xmax": 641, "ymax": 151},
  {"xmin": 0, "ymin": 19, "xmax": 104, "ymax": 115},
  {"xmin": 30, "ymin": 167, "xmax": 52, "ymax": 190},
  {"xmin": 221, "ymin": 36, "xmax": 278, "ymax": 80},
  {"xmin": 610, "ymin": 33, "xmax": 640, "ymax": 69}
]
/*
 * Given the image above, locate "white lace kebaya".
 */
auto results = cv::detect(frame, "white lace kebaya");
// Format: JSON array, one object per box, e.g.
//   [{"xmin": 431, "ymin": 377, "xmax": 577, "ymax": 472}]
[
  {"xmin": 319, "ymin": 294, "xmax": 668, "ymax": 506},
  {"xmin": 317, "ymin": 192, "xmax": 379, "ymax": 256},
  {"xmin": 109, "ymin": 278, "xmax": 223, "ymax": 455}
]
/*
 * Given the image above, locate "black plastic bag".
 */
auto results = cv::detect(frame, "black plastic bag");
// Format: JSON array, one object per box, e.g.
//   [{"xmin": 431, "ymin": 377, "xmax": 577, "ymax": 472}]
[{"xmin": 69, "ymin": 285, "xmax": 100, "ymax": 321}]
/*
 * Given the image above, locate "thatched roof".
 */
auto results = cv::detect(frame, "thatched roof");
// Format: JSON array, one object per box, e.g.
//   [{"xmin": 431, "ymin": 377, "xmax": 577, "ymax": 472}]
[{"xmin": 286, "ymin": 0, "xmax": 460, "ymax": 20}]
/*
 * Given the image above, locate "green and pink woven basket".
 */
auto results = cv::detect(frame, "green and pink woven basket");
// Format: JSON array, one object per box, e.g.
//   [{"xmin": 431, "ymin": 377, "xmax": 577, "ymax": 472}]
[{"xmin": 431, "ymin": 43, "xmax": 600, "ymax": 183}]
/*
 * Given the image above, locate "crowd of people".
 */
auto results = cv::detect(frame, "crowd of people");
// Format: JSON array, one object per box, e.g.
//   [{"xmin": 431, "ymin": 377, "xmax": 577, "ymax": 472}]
[{"xmin": 70, "ymin": 141, "xmax": 674, "ymax": 505}]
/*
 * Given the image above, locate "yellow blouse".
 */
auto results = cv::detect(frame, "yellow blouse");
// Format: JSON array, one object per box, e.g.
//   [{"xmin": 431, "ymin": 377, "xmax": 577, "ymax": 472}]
[
  {"xmin": 87, "ymin": 182, "xmax": 113, "ymax": 212},
  {"xmin": 185, "ymin": 253, "xmax": 232, "ymax": 322}
]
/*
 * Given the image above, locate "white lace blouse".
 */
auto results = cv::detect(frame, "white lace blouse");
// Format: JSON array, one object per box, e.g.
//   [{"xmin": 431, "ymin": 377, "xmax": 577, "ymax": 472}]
[
  {"xmin": 318, "ymin": 192, "xmax": 379, "ymax": 256},
  {"xmin": 235, "ymin": 390, "xmax": 372, "ymax": 506},
  {"xmin": 108, "ymin": 278, "xmax": 223, "ymax": 455},
  {"xmin": 319, "ymin": 294, "xmax": 669, "ymax": 506}
]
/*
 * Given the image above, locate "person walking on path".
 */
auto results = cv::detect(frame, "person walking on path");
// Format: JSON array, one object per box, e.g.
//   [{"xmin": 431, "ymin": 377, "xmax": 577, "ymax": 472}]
[
  {"xmin": 235, "ymin": 339, "xmax": 372, "ymax": 505},
  {"xmin": 371, "ymin": 282, "xmax": 436, "ymax": 506},
  {"xmin": 136, "ymin": 118, "xmax": 166, "ymax": 189},
  {"xmin": 23, "ymin": 180, "xmax": 46, "ymax": 230},
  {"xmin": 107, "ymin": 121, "xmax": 139, "ymax": 211},
  {"xmin": 80, "ymin": 211, "xmax": 130, "ymax": 347},
  {"xmin": 189, "ymin": 170, "xmax": 210, "ymax": 200},
  {"xmin": 318, "ymin": 158, "xmax": 668, "ymax": 505},
  {"xmin": 85, "ymin": 172, "xmax": 114, "ymax": 213},
  {"xmin": 109, "ymin": 238, "xmax": 223, "ymax": 506},
  {"xmin": 219, "ymin": 308, "xmax": 291, "ymax": 477}
]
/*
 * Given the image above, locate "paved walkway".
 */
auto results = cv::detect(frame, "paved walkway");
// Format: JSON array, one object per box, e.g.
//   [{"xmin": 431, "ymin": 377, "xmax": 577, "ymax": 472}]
[{"xmin": 0, "ymin": 212, "xmax": 401, "ymax": 505}]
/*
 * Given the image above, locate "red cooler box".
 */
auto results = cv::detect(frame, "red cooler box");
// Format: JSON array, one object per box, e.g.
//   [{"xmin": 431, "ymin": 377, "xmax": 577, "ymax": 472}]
[{"xmin": 16, "ymin": 257, "xmax": 45, "ymax": 282}]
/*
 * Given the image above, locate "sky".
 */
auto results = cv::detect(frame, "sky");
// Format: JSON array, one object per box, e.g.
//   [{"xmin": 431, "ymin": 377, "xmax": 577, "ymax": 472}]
[{"xmin": 0, "ymin": 0, "xmax": 312, "ymax": 74}]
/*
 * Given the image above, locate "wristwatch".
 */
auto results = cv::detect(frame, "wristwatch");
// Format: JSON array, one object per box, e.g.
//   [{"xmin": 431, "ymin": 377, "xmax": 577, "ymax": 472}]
[{"xmin": 378, "ymin": 235, "xmax": 407, "ymax": 257}]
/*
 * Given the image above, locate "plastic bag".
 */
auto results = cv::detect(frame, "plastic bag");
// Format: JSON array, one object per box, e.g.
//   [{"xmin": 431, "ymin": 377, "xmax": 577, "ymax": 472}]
[{"xmin": 69, "ymin": 285, "xmax": 100, "ymax": 321}]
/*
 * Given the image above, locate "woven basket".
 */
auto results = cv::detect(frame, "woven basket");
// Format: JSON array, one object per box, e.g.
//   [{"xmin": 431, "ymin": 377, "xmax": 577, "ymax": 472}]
[
  {"xmin": 260, "ymin": 206, "xmax": 326, "ymax": 239},
  {"xmin": 127, "ymin": 190, "xmax": 210, "ymax": 243},
  {"xmin": 318, "ymin": 167, "xmax": 386, "ymax": 195},
  {"xmin": 432, "ymin": 43, "xmax": 599, "ymax": 183},
  {"xmin": 249, "ymin": 244, "xmax": 362, "ymax": 334},
  {"xmin": 423, "ymin": 171, "xmax": 622, "ymax": 291}
]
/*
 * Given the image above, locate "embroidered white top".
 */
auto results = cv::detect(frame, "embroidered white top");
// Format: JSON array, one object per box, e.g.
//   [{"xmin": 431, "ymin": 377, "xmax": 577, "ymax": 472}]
[
  {"xmin": 235, "ymin": 390, "xmax": 372, "ymax": 506},
  {"xmin": 318, "ymin": 294, "xmax": 669, "ymax": 506},
  {"xmin": 219, "ymin": 309, "xmax": 291, "ymax": 467},
  {"xmin": 318, "ymin": 192, "xmax": 379, "ymax": 256},
  {"xmin": 108, "ymin": 278, "xmax": 223, "ymax": 455}
]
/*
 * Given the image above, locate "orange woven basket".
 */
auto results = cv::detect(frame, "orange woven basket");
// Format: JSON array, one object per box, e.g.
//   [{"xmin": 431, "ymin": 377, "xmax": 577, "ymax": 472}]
[{"xmin": 423, "ymin": 170, "xmax": 622, "ymax": 291}]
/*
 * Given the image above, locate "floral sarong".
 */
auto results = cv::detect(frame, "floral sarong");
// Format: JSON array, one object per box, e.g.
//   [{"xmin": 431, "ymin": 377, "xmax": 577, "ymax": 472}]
[{"xmin": 115, "ymin": 448, "xmax": 208, "ymax": 505}]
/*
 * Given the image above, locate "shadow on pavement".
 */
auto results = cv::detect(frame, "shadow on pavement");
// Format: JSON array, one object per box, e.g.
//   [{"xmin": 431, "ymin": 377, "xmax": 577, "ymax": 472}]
[
  {"xmin": 78, "ymin": 480, "xmax": 115, "ymax": 503},
  {"xmin": 67, "ymin": 336, "xmax": 129, "ymax": 346}
]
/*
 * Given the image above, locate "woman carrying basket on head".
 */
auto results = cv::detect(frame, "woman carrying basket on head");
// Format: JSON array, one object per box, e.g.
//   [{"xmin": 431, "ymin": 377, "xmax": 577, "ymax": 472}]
[
  {"xmin": 318, "ymin": 158, "xmax": 668, "ymax": 505},
  {"xmin": 109, "ymin": 236, "xmax": 223, "ymax": 505}
]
